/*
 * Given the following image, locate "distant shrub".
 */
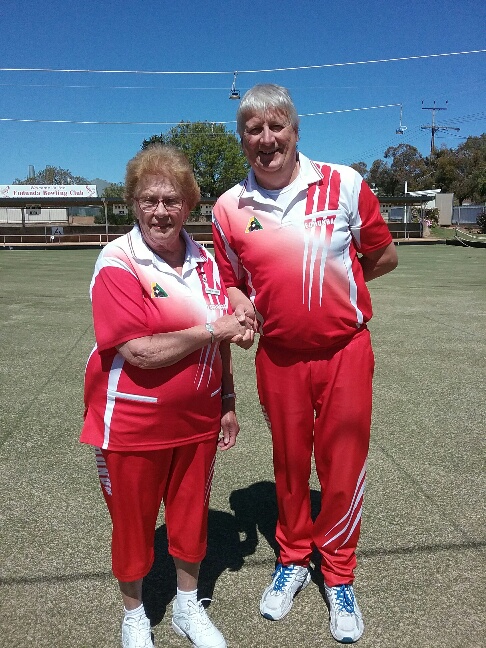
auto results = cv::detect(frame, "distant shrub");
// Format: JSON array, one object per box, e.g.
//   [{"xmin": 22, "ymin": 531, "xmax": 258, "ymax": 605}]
[
  {"xmin": 477, "ymin": 209, "xmax": 486, "ymax": 234},
  {"xmin": 410, "ymin": 207, "xmax": 439, "ymax": 226}
]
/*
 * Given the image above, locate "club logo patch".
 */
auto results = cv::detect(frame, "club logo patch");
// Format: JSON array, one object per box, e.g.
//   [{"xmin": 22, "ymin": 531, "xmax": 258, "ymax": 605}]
[
  {"xmin": 245, "ymin": 216, "xmax": 263, "ymax": 233},
  {"xmin": 151, "ymin": 282, "xmax": 168, "ymax": 298}
]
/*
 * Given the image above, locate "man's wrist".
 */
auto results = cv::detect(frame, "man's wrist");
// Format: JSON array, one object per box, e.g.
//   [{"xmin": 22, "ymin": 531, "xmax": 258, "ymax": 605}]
[{"xmin": 221, "ymin": 392, "xmax": 236, "ymax": 401}]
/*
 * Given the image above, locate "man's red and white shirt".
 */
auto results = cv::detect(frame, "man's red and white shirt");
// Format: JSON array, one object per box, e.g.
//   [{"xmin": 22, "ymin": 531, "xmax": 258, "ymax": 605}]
[
  {"xmin": 212, "ymin": 153, "xmax": 392, "ymax": 350},
  {"xmin": 81, "ymin": 226, "xmax": 229, "ymax": 451}
]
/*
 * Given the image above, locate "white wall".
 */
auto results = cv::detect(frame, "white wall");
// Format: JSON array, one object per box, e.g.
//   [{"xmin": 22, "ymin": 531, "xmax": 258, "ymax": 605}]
[{"xmin": 0, "ymin": 208, "xmax": 68, "ymax": 223}]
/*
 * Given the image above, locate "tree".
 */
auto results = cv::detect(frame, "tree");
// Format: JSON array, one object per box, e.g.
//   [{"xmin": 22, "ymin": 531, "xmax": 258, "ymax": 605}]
[
  {"xmin": 98, "ymin": 182, "xmax": 134, "ymax": 225},
  {"xmin": 367, "ymin": 159, "xmax": 398, "ymax": 196},
  {"xmin": 446, "ymin": 134, "xmax": 486, "ymax": 204},
  {"xmin": 476, "ymin": 209, "xmax": 486, "ymax": 234},
  {"xmin": 353, "ymin": 133, "xmax": 486, "ymax": 203},
  {"xmin": 432, "ymin": 137, "xmax": 486, "ymax": 204},
  {"xmin": 13, "ymin": 165, "xmax": 88, "ymax": 185},
  {"xmin": 350, "ymin": 161, "xmax": 368, "ymax": 177},
  {"xmin": 383, "ymin": 143, "xmax": 430, "ymax": 192},
  {"xmin": 143, "ymin": 122, "xmax": 249, "ymax": 199},
  {"xmin": 103, "ymin": 182, "xmax": 125, "ymax": 200},
  {"xmin": 357, "ymin": 145, "xmax": 429, "ymax": 196}
]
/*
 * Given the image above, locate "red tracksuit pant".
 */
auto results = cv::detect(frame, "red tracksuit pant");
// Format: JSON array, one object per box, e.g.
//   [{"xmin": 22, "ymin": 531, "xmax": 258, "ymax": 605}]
[
  {"xmin": 95, "ymin": 440, "xmax": 217, "ymax": 582},
  {"xmin": 255, "ymin": 327, "xmax": 374, "ymax": 586}
]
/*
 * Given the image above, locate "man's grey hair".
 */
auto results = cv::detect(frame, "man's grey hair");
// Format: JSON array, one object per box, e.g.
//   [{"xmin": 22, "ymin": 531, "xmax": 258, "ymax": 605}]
[{"xmin": 236, "ymin": 84, "xmax": 300, "ymax": 137}]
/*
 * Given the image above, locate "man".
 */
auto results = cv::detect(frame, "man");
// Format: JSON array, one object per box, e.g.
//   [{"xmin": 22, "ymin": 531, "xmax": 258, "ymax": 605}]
[{"xmin": 212, "ymin": 84, "xmax": 397, "ymax": 644}]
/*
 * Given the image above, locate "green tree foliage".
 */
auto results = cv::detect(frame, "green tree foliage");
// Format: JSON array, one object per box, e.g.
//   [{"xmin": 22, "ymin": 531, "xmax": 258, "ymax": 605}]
[
  {"xmin": 384, "ymin": 144, "xmax": 430, "ymax": 192},
  {"xmin": 93, "ymin": 182, "xmax": 134, "ymax": 225},
  {"xmin": 433, "ymin": 135, "xmax": 486, "ymax": 204},
  {"xmin": 476, "ymin": 209, "xmax": 486, "ymax": 234},
  {"xmin": 367, "ymin": 159, "xmax": 398, "ymax": 196},
  {"xmin": 99, "ymin": 182, "xmax": 134, "ymax": 225},
  {"xmin": 13, "ymin": 165, "xmax": 88, "ymax": 185},
  {"xmin": 366, "ymin": 144, "xmax": 430, "ymax": 195},
  {"xmin": 102, "ymin": 182, "xmax": 125, "ymax": 199},
  {"xmin": 143, "ymin": 122, "xmax": 249, "ymax": 199},
  {"xmin": 350, "ymin": 161, "xmax": 368, "ymax": 177},
  {"xmin": 354, "ymin": 134, "xmax": 486, "ymax": 203}
]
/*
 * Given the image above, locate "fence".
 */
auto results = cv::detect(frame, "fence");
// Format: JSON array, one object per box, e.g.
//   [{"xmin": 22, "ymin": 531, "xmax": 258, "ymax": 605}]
[
  {"xmin": 0, "ymin": 223, "xmax": 214, "ymax": 248},
  {"xmin": 452, "ymin": 205, "xmax": 485, "ymax": 226}
]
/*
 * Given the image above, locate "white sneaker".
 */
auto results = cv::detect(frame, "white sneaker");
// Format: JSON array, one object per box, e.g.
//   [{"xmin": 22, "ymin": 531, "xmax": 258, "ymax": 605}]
[
  {"xmin": 260, "ymin": 563, "xmax": 311, "ymax": 620},
  {"xmin": 121, "ymin": 612, "xmax": 154, "ymax": 648},
  {"xmin": 324, "ymin": 584, "xmax": 364, "ymax": 644},
  {"xmin": 172, "ymin": 598, "xmax": 226, "ymax": 648}
]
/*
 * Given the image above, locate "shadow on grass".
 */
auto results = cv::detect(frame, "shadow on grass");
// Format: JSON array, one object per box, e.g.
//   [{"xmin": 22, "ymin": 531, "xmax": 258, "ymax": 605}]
[{"xmin": 143, "ymin": 480, "xmax": 323, "ymax": 626}]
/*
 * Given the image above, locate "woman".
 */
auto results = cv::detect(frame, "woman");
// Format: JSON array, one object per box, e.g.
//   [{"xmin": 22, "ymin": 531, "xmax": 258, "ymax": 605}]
[{"xmin": 80, "ymin": 144, "xmax": 250, "ymax": 648}]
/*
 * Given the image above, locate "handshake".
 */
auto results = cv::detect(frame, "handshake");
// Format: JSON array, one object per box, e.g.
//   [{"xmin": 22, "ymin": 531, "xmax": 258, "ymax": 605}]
[{"xmin": 212, "ymin": 303, "xmax": 257, "ymax": 349}]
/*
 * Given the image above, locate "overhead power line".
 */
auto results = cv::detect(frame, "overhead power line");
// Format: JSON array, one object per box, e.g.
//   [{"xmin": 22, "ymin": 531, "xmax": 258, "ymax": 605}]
[
  {"xmin": 299, "ymin": 103, "xmax": 401, "ymax": 117},
  {"xmin": 1, "ymin": 49, "xmax": 485, "ymax": 75},
  {"xmin": 0, "ymin": 103, "xmax": 403, "ymax": 126}
]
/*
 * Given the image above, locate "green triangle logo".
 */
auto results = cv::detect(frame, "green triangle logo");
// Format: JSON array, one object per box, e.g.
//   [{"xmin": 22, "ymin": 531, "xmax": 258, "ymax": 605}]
[
  {"xmin": 246, "ymin": 216, "xmax": 263, "ymax": 233},
  {"xmin": 152, "ymin": 282, "xmax": 168, "ymax": 298}
]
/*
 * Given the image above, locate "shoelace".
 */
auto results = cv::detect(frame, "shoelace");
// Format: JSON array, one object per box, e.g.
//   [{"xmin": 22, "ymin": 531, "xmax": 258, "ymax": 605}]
[
  {"xmin": 272, "ymin": 565, "xmax": 297, "ymax": 592},
  {"xmin": 186, "ymin": 599, "xmax": 212, "ymax": 628},
  {"xmin": 334, "ymin": 585, "xmax": 356, "ymax": 614}
]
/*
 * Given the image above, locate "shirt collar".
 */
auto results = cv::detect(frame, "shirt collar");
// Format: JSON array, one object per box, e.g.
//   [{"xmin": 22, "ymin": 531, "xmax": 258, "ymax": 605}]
[
  {"xmin": 238, "ymin": 153, "xmax": 323, "ymax": 201},
  {"xmin": 129, "ymin": 224, "xmax": 206, "ymax": 274}
]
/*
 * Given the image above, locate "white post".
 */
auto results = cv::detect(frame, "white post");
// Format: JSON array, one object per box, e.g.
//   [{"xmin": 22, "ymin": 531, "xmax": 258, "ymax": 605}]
[{"xmin": 103, "ymin": 199, "xmax": 109, "ymax": 244}]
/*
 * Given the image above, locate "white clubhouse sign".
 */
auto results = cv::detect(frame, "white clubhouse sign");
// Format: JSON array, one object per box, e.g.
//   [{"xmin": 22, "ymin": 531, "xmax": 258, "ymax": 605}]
[{"xmin": 0, "ymin": 185, "xmax": 98, "ymax": 198}]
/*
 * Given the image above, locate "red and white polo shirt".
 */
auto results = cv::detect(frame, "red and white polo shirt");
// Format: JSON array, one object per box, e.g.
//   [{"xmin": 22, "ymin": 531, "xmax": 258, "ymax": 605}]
[
  {"xmin": 81, "ymin": 226, "xmax": 230, "ymax": 451},
  {"xmin": 212, "ymin": 153, "xmax": 392, "ymax": 350}
]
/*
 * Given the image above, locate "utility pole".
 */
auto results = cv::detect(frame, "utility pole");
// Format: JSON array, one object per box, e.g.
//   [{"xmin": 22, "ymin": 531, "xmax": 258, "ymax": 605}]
[{"xmin": 421, "ymin": 101, "xmax": 460, "ymax": 156}]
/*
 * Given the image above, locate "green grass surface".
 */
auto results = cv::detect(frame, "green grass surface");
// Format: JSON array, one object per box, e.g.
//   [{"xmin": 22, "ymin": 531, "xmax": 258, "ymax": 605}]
[
  {"xmin": 427, "ymin": 226, "xmax": 455, "ymax": 239},
  {"xmin": 0, "ymin": 245, "xmax": 485, "ymax": 648}
]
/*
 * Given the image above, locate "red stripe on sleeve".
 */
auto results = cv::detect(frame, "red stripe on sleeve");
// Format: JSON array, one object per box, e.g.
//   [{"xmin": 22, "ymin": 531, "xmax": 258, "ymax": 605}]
[
  {"xmin": 328, "ymin": 169, "xmax": 341, "ymax": 211},
  {"xmin": 305, "ymin": 183, "xmax": 318, "ymax": 215},
  {"xmin": 317, "ymin": 164, "xmax": 331, "ymax": 212}
]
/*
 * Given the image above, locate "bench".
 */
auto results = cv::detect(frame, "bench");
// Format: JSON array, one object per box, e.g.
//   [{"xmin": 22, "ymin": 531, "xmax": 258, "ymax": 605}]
[{"xmin": 387, "ymin": 222, "xmax": 422, "ymax": 239}]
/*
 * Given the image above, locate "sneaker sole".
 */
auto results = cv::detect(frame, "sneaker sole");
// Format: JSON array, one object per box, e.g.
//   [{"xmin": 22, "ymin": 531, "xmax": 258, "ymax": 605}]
[
  {"xmin": 329, "ymin": 631, "xmax": 363, "ymax": 644},
  {"xmin": 260, "ymin": 570, "xmax": 312, "ymax": 621},
  {"xmin": 171, "ymin": 620, "xmax": 227, "ymax": 648},
  {"xmin": 329, "ymin": 622, "xmax": 364, "ymax": 644},
  {"xmin": 171, "ymin": 620, "xmax": 187, "ymax": 639}
]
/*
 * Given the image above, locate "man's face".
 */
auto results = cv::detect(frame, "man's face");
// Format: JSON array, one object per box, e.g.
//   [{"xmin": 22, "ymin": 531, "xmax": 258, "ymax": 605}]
[{"xmin": 241, "ymin": 109, "xmax": 299, "ymax": 189}]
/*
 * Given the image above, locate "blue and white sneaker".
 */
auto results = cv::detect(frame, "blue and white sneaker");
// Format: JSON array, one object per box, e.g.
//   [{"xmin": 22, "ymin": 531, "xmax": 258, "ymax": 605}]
[
  {"xmin": 324, "ymin": 584, "xmax": 364, "ymax": 643},
  {"xmin": 260, "ymin": 563, "xmax": 311, "ymax": 620}
]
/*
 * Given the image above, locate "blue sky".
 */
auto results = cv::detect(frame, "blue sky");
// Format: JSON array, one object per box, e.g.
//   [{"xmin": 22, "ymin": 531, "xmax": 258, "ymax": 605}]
[{"xmin": 0, "ymin": 0, "xmax": 485, "ymax": 186}]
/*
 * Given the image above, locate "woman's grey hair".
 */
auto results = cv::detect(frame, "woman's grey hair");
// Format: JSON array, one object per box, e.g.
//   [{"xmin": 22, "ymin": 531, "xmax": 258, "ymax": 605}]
[
  {"xmin": 236, "ymin": 84, "xmax": 300, "ymax": 137},
  {"xmin": 124, "ymin": 144, "xmax": 201, "ymax": 211}
]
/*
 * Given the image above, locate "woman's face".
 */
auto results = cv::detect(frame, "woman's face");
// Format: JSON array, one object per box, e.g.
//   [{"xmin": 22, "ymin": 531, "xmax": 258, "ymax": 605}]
[{"xmin": 134, "ymin": 175, "xmax": 189, "ymax": 254}]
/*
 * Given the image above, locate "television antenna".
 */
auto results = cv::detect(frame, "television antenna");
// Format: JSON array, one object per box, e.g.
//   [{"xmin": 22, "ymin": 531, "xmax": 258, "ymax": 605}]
[{"xmin": 421, "ymin": 101, "xmax": 460, "ymax": 155}]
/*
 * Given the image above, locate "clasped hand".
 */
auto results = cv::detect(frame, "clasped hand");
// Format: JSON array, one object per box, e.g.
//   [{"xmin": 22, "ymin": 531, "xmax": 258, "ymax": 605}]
[
  {"xmin": 230, "ymin": 304, "xmax": 257, "ymax": 349},
  {"xmin": 212, "ymin": 304, "xmax": 256, "ymax": 349}
]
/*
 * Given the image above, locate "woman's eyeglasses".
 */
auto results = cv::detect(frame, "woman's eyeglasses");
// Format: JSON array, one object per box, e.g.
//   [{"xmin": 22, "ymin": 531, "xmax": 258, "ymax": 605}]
[{"xmin": 137, "ymin": 197, "xmax": 184, "ymax": 214}]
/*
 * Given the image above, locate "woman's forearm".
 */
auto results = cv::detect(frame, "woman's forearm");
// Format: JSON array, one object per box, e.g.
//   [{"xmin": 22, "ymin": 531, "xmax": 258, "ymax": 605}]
[
  {"xmin": 219, "ymin": 341, "xmax": 235, "ymax": 397},
  {"xmin": 116, "ymin": 325, "xmax": 212, "ymax": 369}
]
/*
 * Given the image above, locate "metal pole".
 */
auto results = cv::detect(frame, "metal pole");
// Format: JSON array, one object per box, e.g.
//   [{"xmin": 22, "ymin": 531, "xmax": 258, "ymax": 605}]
[{"xmin": 103, "ymin": 199, "xmax": 109, "ymax": 244}]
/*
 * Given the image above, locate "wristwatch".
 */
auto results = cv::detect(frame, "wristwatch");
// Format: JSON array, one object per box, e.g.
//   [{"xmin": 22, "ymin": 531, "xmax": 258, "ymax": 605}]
[{"xmin": 205, "ymin": 322, "xmax": 215, "ymax": 344}]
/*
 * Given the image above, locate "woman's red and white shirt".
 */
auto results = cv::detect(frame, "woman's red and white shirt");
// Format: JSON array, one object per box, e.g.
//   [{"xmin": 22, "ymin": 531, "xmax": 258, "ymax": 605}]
[{"xmin": 81, "ymin": 226, "xmax": 229, "ymax": 451}]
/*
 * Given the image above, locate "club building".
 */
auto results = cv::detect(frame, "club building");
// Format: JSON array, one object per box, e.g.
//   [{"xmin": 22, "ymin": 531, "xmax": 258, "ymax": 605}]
[{"xmin": 0, "ymin": 182, "xmax": 456, "ymax": 248}]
